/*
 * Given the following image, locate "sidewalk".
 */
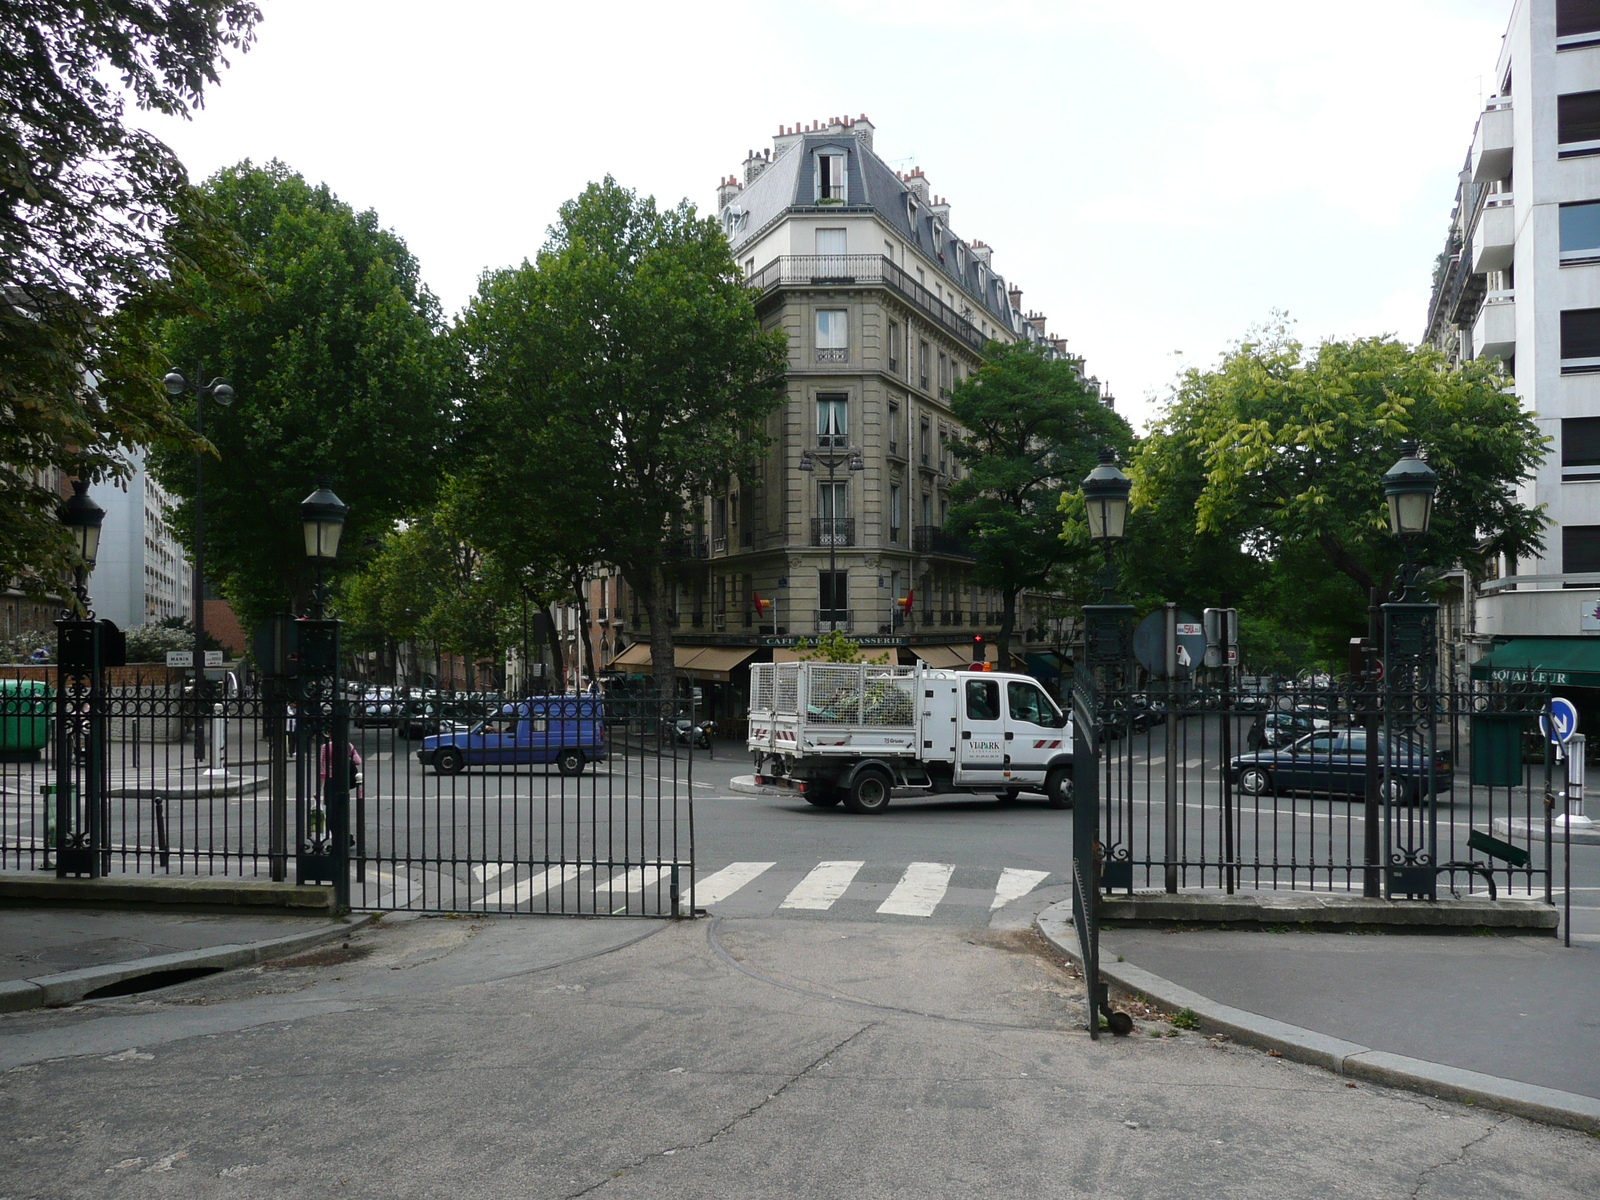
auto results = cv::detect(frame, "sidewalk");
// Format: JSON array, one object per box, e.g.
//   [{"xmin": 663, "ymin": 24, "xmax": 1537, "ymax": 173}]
[
  {"xmin": 1038, "ymin": 895, "xmax": 1600, "ymax": 1126},
  {"xmin": 0, "ymin": 904, "xmax": 361, "ymax": 1011}
]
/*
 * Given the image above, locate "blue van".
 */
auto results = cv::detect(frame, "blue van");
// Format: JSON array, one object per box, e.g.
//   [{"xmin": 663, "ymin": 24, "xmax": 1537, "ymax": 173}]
[{"xmin": 415, "ymin": 696, "xmax": 608, "ymax": 776}]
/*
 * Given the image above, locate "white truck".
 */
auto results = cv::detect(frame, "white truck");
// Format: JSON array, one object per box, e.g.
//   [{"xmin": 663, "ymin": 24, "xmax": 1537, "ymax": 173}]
[{"xmin": 746, "ymin": 660, "xmax": 1074, "ymax": 814}]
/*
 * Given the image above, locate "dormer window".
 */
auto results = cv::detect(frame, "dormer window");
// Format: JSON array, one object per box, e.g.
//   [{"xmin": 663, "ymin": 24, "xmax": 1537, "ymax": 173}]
[{"xmin": 816, "ymin": 149, "xmax": 847, "ymax": 202}]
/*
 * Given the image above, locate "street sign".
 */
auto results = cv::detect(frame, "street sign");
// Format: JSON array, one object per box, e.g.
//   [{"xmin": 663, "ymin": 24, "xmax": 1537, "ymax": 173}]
[
  {"xmin": 166, "ymin": 651, "xmax": 193, "ymax": 667},
  {"xmin": 205, "ymin": 650, "xmax": 224, "ymax": 666},
  {"xmin": 1133, "ymin": 609, "xmax": 1206, "ymax": 679},
  {"xmin": 1540, "ymin": 697, "xmax": 1580, "ymax": 744}
]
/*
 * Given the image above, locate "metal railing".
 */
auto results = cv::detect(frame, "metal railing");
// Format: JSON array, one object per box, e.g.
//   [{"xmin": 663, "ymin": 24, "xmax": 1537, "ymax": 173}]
[
  {"xmin": 912, "ymin": 525, "xmax": 972, "ymax": 558},
  {"xmin": 749, "ymin": 255, "xmax": 992, "ymax": 353},
  {"xmin": 812, "ymin": 517, "xmax": 855, "ymax": 547},
  {"xmin": 814, "ymin": 610, "xmax": 853, "ymax": 632}
]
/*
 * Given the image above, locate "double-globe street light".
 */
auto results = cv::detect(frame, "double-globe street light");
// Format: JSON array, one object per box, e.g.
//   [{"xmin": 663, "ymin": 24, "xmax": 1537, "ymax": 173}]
[
  {"xmin": 798, "ymin": 448, "xmax": 864, "ymax": 632},
  {"xmin": 162, "ymin": 369, "xmax": 233, "ymax": 763}
]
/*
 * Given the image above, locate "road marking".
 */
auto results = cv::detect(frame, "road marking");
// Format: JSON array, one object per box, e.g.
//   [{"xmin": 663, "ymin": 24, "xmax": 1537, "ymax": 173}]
[
  {"xmin": 482, "ymin": 864, "xmax": 588, "ymax": 908},
  {"xmin": 472, "ymin": 862, "xmax": 515, "ymax": 883},
  {"xmin": 781, "ymin": 860, "xmax": 864, "ymax": 910},
  {"xmin": 878, "ymin": 862, "xmax": 955, "ymax": 917},
  {"xmin": 600, "ymin": 863, "xmax": 691, "ymax": 893},
  {"xmin": 687, "ymin": 861, "xmax": 775, "ymax": 907},
  {"xmin": 991, "ymin": 867, "xmax": 1051, "ymax": 910}
]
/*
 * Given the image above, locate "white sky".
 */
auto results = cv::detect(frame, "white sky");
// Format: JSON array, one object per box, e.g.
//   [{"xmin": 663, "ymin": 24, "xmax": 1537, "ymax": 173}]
[{"xmin": 136, "ymin": 0, "xmax": 1514, "ymax": 432}]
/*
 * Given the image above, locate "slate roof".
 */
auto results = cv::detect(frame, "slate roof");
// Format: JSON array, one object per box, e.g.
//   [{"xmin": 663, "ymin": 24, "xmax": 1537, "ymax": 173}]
[{"xmin": 724, "ymin": 132, "xmax": 1021, "ymax": 335}]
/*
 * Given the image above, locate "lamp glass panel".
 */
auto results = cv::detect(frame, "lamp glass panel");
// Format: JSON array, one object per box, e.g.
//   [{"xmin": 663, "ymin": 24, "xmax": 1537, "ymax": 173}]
[
  {"xmin": 1086, "ymin": 497, "xmax": 1107, "ymax": 541},
  {"xmin": 1104, "ymin": 497, "xmax": 1128, "ymax": 541},
  {"xmin": 79, "ymin": 522, "xmax": 101, "ymax": 567},
  {"xmin": 1395, "ymin": 491, "xmax": 1431, "ymax": 535}
]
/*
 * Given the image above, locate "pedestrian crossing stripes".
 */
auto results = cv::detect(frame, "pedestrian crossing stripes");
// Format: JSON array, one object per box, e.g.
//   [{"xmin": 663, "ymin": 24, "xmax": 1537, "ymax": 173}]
[{"xmin": 468, "ymin": 859, "xmax": 1055, "ymax": 920}]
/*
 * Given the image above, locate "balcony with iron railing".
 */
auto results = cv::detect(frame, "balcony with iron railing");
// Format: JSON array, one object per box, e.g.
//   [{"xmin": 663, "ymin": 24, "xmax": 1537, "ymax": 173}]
[
  {"xmin": 748, "ymin": 254, "xmax": 990, "ymax": 354},
  {"xmin": 811, "ymin": 517, "xmax": 856, "ymax": 547},
  {"xmin": 912, "ymin": 525, "xmax": 973, "ymax": 558},
  {"xmin": 815, "ymin": 609, "xmax": 853, "ymax": 632}
]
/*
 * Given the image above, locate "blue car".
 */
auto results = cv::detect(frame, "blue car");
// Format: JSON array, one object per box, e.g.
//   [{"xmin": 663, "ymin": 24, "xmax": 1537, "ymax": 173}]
[
  {"xmin": 1228, "ymin": 727, "xmax": 1453, "ymax": 805},
  {"xmin": 415, "ymin": 696, "xmax": 608, "ymax": 776}
]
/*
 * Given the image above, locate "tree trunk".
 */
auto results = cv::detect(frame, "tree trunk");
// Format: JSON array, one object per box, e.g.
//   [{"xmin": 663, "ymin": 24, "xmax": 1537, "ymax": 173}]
[
  {"xmin": 569, "ymin": 568, "xmax": 597, "ymax": 689},
  {"xmin": 997, "ymin": 585, "xmax": 1020, "ymax": 667},
  {"xmin": 623, "ymin": 562, "xmax": 676, "ymax": 701},
  {"xmin": 542, "ymin": 603, "xmax": 564, "ymax": 690}
]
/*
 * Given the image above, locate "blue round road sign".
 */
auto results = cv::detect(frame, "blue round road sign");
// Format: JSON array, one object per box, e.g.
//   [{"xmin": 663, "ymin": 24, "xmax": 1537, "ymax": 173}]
[{"xmin": 1540, "ymin": 697, "xmax": 1579, "ymax": 744}]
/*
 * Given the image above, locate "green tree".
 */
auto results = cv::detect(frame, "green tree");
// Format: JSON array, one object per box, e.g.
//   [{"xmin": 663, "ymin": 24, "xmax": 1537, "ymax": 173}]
[
  {"xmin": 948, "ymin": 342, "xmax": 1134, "ymax": 664},
  {"xmin": 1130, "ymin": 326, "xmax": 1547, "ymax": 662},
  {"xmin": 1, "ymin": 1, "xmax": 260, "ymax": 592},
  {"xmin": 154, "ymin": 161, "xmax": 452, "ymax": 629},
  {"xmin": 796, "ymin": 628, "xmax": 888, "ymax": 664},
  {"xmin": 454, "ymin": 177, "xmax": 788, "ymax": 686}
]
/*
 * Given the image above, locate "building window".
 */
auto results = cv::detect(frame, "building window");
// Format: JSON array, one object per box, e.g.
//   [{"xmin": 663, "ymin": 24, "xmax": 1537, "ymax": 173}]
[
  {"xmin": 918, "ymin": 340, "xmax": 930, "ymax": 390},
  {"xmin": 887, "ymin": 321, "xmax": 901, "ymax": 374},
  {"xmin": 920, "ymin": 492, "xmax": 932, "ymax": 526},
  {"xmin": 1558, "ymin": 1, "xmax": 1600, "ymax": 39},
  {"xmin": 1558, "ymin": 90, "xmax": 1600, "ymax": 152},
  {"xmin": 817, "ymin": 394, "xmax": 848, "ymax": 446},
  {"xmin": 1565, "ymin": 525, "xmax": 1600, "ymax": 573},
  {"xmin": 744, "ymin": 257, "xmax": 755, "ymax": 277},
  {"xmin": 1561, "ymin": 202, "xmax": 1600, "ymax": 261},
  {"xmin": 1561, "ymin": 308, "xmax": 1600, "ymax": 368},
  {"xmin": 887, "ymin": 401, "xmax": 900, "ymax": 455},
  {"xmin": 1564, "ymin": 416, "xmax": 1600, "ymax": 478},
  {"xmin": 889, "ymin": 483, "xmax": 902, "ymax": 542},
  {"xmin": 884, "ymin": 239, "xmax": 895, "ymax": 263},
  {"xmin": 819, "ymin": 570, "xmax": 847, "ymax": 621},
  {"xmin": 816, "ymin": 151, "xmax": 847, "ymax": 202},
  {"xmin": 815, "ymin": 227, "xmax": 847, "ymax": 257},
  {"xmin": 816, "ymin": 310, "xmax": 848, "ymax": 363},
  {"xmin": 919, "ymin": 417, "xmax": 931, "ymax": 465},
  {"xmin": 938, "ymin": 352, "xmax": 949, "ymax": 397}
]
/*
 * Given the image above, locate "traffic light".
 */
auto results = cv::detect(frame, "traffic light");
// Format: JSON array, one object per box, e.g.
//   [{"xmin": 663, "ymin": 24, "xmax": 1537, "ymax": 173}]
[{"xmin": 972, "ymin": 634, "xmax": 985, "ymax": 665}]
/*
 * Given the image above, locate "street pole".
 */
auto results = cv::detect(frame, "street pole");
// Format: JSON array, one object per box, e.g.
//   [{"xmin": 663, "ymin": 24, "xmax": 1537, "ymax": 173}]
[
  {"xmin": 1164, "ymin": 601, "xmax": 1179, "ymax": 894},
  {"xmin": 1364, "ymin": 587, "xmax": 1382, "ymax": 898}
]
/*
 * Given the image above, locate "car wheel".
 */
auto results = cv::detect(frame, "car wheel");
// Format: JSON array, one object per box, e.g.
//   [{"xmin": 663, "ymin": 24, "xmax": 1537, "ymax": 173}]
[
  {"xmin": 1045, "ymin": 767, "xmax": 1073, "ymax": 810},
  {"xmin": 435, "ymin": 746, "xmax": 465, "ymax": 775},
  {"xmin": 1381, "ymin": 777, "xmax": 1413, "ymax": 806},
  {"xmin": 1238, "ymin": 767, "xmax": 1272, "ymax": 796},
  {"xmin": 803, "ymin": 786, "xmax": 843, "ymax": 808},
  {"xmin": 843, "ymin": 767, "xmax": 893, "ymax": 815},
  {"xmin": 557, "ymin": 748, "xmax": 585, "ymax": 777}
]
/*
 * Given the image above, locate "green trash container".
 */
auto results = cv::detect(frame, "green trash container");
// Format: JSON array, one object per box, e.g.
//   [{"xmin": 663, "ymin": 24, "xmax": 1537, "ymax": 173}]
[
  {"xmin": 1471, "ymin": 713, "xmax": 1526, "ymax": 787},
  {"xmin": 0, "ymin": 680, "xmax": 52, "ymax": 762}
]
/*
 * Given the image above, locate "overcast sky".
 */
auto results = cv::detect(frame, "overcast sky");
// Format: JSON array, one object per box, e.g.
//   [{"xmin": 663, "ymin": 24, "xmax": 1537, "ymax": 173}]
[{"xmin": 137, "ymin": 0, "xmax": 1514, "ymax": 431}]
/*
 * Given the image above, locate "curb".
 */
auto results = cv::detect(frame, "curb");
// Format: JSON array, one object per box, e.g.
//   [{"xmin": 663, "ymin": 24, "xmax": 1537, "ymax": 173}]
[
  {"xmin": 0, "ymin": 913, "xmax": 376, "ymax": 1013},
  {"xmin": 1035, "ymin": 900, "xmax": 1600, "ymax": 1134}
]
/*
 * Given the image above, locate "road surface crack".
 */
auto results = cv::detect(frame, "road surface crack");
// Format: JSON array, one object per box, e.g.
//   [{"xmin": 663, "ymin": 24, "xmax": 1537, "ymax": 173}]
[
  {"xmin": 1408, "ymin": 1115, "xmax": 1510, "ymax": 1198},
  {"xmin": 562, "ymin": 1024, "xmax": 875, "ymax": 1197}
]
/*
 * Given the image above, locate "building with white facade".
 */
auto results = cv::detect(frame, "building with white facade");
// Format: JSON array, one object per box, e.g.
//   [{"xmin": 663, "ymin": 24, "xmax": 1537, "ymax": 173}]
[
  {"xmin": 1425, "ymin": 0, "xmax": 1600, "ymax": 692},
  {"xmin": 88, "ymin": 450, "xmax": 192, "ymax": 631}
]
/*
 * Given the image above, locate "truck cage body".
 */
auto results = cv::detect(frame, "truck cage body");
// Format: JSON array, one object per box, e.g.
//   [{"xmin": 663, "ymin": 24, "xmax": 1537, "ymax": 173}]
[{"xmin": 748, "ymin": 661, "xmax": 926, "ymax": 761}]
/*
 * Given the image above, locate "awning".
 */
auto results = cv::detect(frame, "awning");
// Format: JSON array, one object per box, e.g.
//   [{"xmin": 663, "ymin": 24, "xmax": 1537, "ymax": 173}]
[
  {"xmin": 910, "ymin": 645, "xmax": 970, "ymax": 669},
  {"xmin": 1470, "ymin": 637, "xmax": 1600, "ymax": 688},
  {"xmin": 609, "ymin": 643, "xmax": 652, "ymax": 670},
  {"xmin": 610, "ymin": 644, "xmax": 756, "ymax": 680}
]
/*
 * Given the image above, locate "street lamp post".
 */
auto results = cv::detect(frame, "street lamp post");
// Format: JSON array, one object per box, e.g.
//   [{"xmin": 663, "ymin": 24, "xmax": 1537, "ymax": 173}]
[
  {"xmin": 300, "ymin": 479, "xmax": 348, "ymax": 620},
  {"xmin": 799, "ymin": 448, "xmax": 865, "ymax": 632},
  {"xmin": 1075, "ymin": 447, "xmax": 1135, "ymax": 1040},
  {"xmin": 163, "ymin": 369, "xmax": 233, "ymax": 763},
  {"xmin": 295, "ymin": 480, "xmax": 350, "ymax": 904},
  {"xmin": 1380, "ymin": 440, "xmax": 1440, "ymax": 900},
  {"xmin": 57, "ymin": 480, "xmax": 108, "ymax": 876}
]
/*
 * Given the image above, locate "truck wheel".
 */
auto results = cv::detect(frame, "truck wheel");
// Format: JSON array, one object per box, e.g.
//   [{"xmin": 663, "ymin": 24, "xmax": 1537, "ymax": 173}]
[
  {"xmin": 1044, "ymin": 767, "xmax": 1074, "ymax": 810},
  {"xmin": 844, "ymin": 767, "xmax": 893, "ymax": 815},
  {"xmin": 435, "ymin": 747, "xmax": 465, "ymax": 775},
  {"xmin": 804, "ymin": 787, "xmax": 842, "ymax": 807},
  {"xmin": 557, "ymin": 748, "xmax": 585, "ymax": 777}
]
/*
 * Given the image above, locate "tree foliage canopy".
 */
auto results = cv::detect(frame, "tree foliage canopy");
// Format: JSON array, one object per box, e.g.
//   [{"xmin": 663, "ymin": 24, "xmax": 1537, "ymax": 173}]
[
  {"xmin": 154, "ymin": 161, "xmax": 452, "ymax": 629},
  {"xmin": 948, "ymin": 341, "xmax": 1133, "ymax": 660},
  {"xmin": 453, "ymin": 177, "xmax": 788, "ymax": 681},
  {"xmin": 1, "ymin": 0, "xmax": 260, "ymax": 592},
  {"xmin": 1129, "ymin": 327, "xmax": 1547, "ymax": 664}
]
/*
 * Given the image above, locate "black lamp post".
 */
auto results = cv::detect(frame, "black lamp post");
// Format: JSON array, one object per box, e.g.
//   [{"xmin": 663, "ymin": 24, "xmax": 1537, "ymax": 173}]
[
  {"xmin": 799, "ymin": 448, "xmax": 865, "ymax": 632},
  {"xmin": 163, "ymin": 369, "xmax": 233, "ymax": 759},
  {"xmin": 300, "ymin": 480, "xmax": 348, "ymax": 618},
  {"xmin": 59, "ymin": 479, "xmax": 105, "ymax": 614},
  {"xmin": 1080, "ymin": 448, "xmax": 1134, "ymax": 655},
  {"xmin": 1379, "ymin": 439, "xmax": 1440, "ymax": 899}
]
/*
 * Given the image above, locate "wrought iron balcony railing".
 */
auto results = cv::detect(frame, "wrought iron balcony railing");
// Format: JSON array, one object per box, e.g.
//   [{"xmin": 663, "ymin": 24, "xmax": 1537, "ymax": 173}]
[
  {"xmin": 811, "ymin": 517, "xmax": 856, "ymax": 547},
  {"xmin": 912, "ymin": 525, "xmax": 973, "ymax": 558}
]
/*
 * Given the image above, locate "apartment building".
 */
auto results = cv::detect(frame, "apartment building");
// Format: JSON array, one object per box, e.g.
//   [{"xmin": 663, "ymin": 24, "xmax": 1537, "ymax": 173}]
[
  {"xmin": 88, "ymin": 450, "xmax": 193, "ymax": 632},
  {"xmin": 673, "ymin": 119, "xmax": 1099, "ymax": 676}
]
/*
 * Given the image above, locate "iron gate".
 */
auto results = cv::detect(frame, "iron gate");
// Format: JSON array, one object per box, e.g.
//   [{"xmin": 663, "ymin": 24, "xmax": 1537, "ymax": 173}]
[{"xmin": 1, "ymin": 662, "xmax": 696, "ymax": 918}]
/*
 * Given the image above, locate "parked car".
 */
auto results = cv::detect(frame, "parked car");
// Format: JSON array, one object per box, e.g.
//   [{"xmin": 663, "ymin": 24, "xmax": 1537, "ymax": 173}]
[
  {"xmin": 1228, "ymin": 728, "xmax": 1453, "ymax": 804},
  {"xmin": 416, "ymin": 696, "xmax": 608, "ymax": 776},
  {"xmin": 355, "ymin": 687, "xmax": 399, "ymax": 728}
]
